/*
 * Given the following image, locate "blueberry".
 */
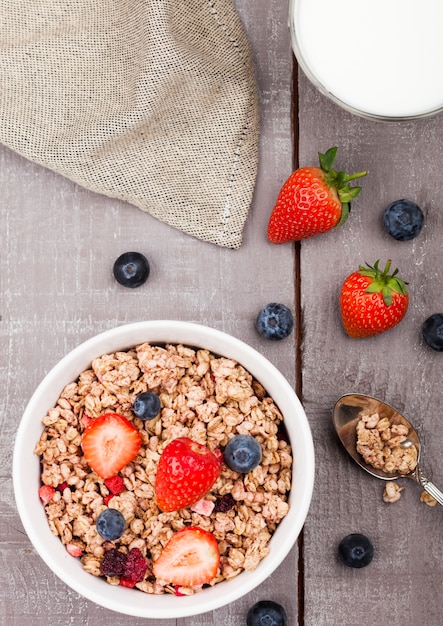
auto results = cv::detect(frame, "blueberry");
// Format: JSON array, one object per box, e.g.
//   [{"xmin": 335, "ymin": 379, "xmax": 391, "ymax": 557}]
[
  {"xmin": 133, "ymin": 391, "xmax": 161, "ymax": 420},
  {"xmin": 96, "ymin": 508, "xmax": 126, "ymax": 541},
  {"xmin": 382, "ymin": 199, "xmax": 424, "ymax": 241},
  {"xmin": 113, "ymin": 252, "xmax": 150, "ymax": 288},
  {"xmin": 246, "ymin": 600, "xmax": 287, "ymax": 626},
  {"xmin": 422, "ymin": 313, "xmax": 443, "ymax": 351},
  {"xmin": 223, "ymin": 435, "xmax": 262, "ymax": 473},
  {"xmin": 256, "ymin": 303, "xmax": 294, "ymax": 340},
  {"xmin": 338, "ymin": 533, "xmax": 374, "ymax": 568}
]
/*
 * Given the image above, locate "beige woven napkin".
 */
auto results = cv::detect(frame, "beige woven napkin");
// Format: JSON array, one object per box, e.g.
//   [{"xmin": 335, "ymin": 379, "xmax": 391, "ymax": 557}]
[{"xmin": 0, "ymin": 0, "xmax": 259, "ymax": 248}]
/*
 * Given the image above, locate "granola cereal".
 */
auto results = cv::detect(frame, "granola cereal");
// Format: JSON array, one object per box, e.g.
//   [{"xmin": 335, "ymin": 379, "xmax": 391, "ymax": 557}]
[
  {"xmin": 34, "ymin": 342, "xmax": 292, "ymax": 595},
  {"xmin": 382, "ymin": 481, "xmax": 403, "ymax": 503},
  {"xmin": 420, "ymin": 491, "xmax": 438, "ymax": 507},
  {"xmin": 356, "ymin": 411, "xmax": 418, "ymax": 475}
]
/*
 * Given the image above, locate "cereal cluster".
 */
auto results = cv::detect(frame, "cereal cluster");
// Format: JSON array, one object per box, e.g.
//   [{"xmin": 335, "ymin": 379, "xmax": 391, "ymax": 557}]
[{"xmin": 356, "ymin": 412, "xmax": 417, "ymax": 475}]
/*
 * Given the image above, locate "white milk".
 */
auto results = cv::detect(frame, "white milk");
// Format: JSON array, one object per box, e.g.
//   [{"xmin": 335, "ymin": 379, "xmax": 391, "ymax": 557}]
[{"xmin": 289, "ymin": 0, "xmax": 443, "ymax": 119}]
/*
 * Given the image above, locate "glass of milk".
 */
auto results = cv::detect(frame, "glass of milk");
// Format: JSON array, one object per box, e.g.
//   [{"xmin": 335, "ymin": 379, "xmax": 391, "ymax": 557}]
[{"xmin": 289, "ymin": 0, "xmax": 443, "ymax": 120}]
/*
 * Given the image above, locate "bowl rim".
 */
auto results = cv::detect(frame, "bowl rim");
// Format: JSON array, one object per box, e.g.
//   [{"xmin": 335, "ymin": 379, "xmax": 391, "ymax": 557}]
[{"xmin": 13, "ymin": 320, "xmax": 315, "ymax": 619}]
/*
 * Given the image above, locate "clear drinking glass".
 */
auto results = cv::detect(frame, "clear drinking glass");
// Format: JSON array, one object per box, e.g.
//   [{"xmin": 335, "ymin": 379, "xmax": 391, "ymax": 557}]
[{"xmin": 289, "ymin": 0, "xmax": 443, "ymax": 121}]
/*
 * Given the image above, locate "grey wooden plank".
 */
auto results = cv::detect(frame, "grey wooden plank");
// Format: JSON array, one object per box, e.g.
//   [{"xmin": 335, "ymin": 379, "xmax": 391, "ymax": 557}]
[
  {"xmin": 298, "ymin": 70, "xmax": 443, "ymax": 626},
  {"xmin": 2, "ymin": 543, "xmax": 169, "ymax": 626},
  {"xmin": 2, "ymin": 1, "xmax": 298, "ymax": 623}
]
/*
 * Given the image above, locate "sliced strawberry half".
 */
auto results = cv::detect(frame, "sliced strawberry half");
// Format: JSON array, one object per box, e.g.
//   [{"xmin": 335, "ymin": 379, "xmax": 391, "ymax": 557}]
[
  {"xmin": 81, "ymin": 413, "xmax": 141, "ymax": 479},
  {"xmin": 152, "ymin": 527, "xmax": 220, "ymax": 587}
]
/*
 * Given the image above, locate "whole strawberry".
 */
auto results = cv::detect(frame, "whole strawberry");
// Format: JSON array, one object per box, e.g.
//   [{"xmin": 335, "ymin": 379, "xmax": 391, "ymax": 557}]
[
  {"xmin": 267, "ymin": 147, "xmax": 367, "ymax": 243},
  {"xmin": 155, "ymin": 437, "xmax": 221, "ymax": 512},
  {"xmin": 340, "ymin": 260, "xmax": 409, "ymax": 338}
]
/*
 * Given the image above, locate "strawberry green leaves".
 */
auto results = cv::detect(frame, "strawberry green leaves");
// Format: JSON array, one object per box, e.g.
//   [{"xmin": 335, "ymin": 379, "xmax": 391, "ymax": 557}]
[
  {"xmin": 319, "ymin": 147, "xmax": 368, "ymax": 227},
  {"xmin": 359, "ymin": 260, "xmax": 408, "ymax": 307}
]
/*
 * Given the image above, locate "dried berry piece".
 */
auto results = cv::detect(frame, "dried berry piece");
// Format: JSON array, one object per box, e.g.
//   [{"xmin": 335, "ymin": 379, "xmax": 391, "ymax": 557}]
[
  {"xmin": 119, "ymin": 578, "xmax": 137, "ymax": 588},
  {"xmin": 213, "ymin": 494, "xmax": 235, "ymax": 513},
  {"xmin": 38, "ymin": 485, "xmax": 55, "ymax": 505},
  {"xmin": 104, "ymin": 475, "xmax": 125, "ymax": 495},
  {"xmin": 174, "ymin": 585, "xmax": 186, "ymax": 596},
  {"xmin": 100, "ymin": 546, "xmax": 148, "ymax": 584},
  {"xmin": 120, "ymin": 548, "xmax": 148, "ymax": 586},
  {"xmin": 100, "ymin": 548, "xmax": 127, "ymax": 577},
  {"xmin": 66, "ymin": 544, "xmax": 83, "ymax": 557},
  {"xmin": 56, "ymin": 482, "xmax": 70, "ymax": 492}
]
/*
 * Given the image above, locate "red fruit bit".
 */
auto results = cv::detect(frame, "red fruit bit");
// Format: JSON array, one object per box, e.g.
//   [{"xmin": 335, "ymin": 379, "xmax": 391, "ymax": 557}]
[
  {"xmin": 122, "ymin": 548, "xmax": 148, "ymax": 584},
  {"xmin": 190, "ymin": 498, "xmax": 215, "ymax": 516},
  {"xmin": 102, "ymin": 547, "xmax": 149, "ymax": 586},
  {"xmin": 174, "ymin": 585, "xmax": 186, "ymax": 597},
  {"xmin": 213, "ymin": 493, "xmax": 235, "ymax": 513},
  {"xmin": 56, "ymin": 482, "xmax": 69, "ymax": 492},
  {"xmin": 104, "ymin": 475, "xmax": 125, "ymax": 495},
  {"xmin": 66, "ymin": 544, "xmax": 83, "ymax": 558},
  {"xmin": 103, "ymin": 494, "xmax": 114, "ymax": 505},
  {"xmin": 119, "ymin": 578, "xmax": 137, "ymax": 588},
  {"xmin": 38, "ymin": 485, "xmax": 55, "ymax": 505},
  {"xmin": 101, "ymin": 548, "xmax": 127, "ymax": 577}
]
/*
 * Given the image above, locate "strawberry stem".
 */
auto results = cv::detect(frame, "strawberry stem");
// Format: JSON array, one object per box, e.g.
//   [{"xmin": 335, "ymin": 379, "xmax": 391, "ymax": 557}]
[
  {"xmin": 317, "ymin": 147, "xmax": 368, "ymax": 228},
  {"xmin": 344, "ymin": 171, "xmax": 369, "ymax": 182}
]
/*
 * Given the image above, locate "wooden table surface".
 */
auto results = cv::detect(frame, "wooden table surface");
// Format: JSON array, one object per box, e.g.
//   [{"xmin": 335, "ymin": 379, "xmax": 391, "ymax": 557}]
[{"xmin": 3, "ymin": 1, "xmax": 443, "ymax": 624}]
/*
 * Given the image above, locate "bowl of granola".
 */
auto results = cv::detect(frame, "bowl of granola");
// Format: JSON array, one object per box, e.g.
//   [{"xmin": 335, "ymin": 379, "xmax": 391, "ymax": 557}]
[{"xmin": 13, "ymin": 321, "xmax": 314, "ymax": 619}]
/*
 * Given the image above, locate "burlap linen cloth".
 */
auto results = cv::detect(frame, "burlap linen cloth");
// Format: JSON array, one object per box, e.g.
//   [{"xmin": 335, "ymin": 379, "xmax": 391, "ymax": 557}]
[{"xmin": 0, "ymin": 1, "xmax": 259, "ymax": 248}]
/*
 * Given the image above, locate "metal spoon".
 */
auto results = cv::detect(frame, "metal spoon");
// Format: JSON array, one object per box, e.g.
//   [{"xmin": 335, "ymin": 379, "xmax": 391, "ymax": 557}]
[{"xmin": 333, "ymin": 393, "xmax": 443, "ymax": 506}]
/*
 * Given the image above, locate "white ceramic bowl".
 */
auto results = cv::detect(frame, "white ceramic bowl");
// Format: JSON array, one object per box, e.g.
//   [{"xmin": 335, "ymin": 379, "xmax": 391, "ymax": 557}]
[{"xmin": 13, "ymin": 321, "xmax": 314, "ymax": 619}]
